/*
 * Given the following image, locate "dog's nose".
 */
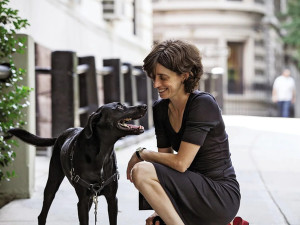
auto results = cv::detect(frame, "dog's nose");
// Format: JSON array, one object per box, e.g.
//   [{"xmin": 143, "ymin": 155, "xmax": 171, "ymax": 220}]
[{"xmin": 139, "ymin": 104, "xmax": 147, "ymax": 111}]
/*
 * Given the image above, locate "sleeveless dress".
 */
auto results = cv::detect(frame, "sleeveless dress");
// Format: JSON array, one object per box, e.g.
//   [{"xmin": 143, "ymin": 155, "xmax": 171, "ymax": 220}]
[{"xmin": 152, "ymin": 91, "xmax": 240, "ymax": 225}]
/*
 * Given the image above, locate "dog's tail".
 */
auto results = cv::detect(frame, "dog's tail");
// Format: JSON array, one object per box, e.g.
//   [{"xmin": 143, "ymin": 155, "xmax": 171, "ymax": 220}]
[{"xmin": 8, "ymin": 128, "xmax": 57, "ymax": 147}]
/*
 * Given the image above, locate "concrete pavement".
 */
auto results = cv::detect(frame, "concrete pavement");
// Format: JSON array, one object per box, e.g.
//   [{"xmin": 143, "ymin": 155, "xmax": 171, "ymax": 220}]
[{"xmin": 0, "ymin": 115, "xmax": 300, "ymax": 225}]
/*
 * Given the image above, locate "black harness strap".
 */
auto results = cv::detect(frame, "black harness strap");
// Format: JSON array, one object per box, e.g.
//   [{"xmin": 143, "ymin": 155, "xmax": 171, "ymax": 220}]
[
  {"xmin": 72, "ymin": 172, "xmax": 119, "ymax": 193},
  {"xmin": 69, "ymin": 141, "xmax": 119, "ymax": 193},
  {"xmin": 69, "ymin": 139, "xmax": 119, "ymax": 225}
]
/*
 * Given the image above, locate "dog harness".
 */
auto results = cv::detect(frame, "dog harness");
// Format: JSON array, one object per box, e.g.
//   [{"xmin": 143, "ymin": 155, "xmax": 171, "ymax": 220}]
[{"xmin": 69, "ymin": 139, "xmax": 120, "ymax": 224}]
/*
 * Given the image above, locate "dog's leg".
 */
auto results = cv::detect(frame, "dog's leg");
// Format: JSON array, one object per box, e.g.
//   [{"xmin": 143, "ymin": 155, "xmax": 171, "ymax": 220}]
[
  {"xmin": 38, "ymin": 147, "xmax": 65, "ymax": 225},
  {"xmin": 106, "ymin": 195, "xmax": 118, "ymax": 225},
  {"xmin": 75, "ymin": 188, "xmax": 91, "ymax": 225},
  {"xmin": 104, "ymin": 184, "xmax": 118, "ymax": 225}
]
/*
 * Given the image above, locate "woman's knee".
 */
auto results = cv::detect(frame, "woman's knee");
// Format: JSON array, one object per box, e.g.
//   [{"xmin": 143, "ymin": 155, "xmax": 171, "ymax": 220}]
[{"xmin": 131, "ymin": 162, "xmax": 156, "ymax": 189}]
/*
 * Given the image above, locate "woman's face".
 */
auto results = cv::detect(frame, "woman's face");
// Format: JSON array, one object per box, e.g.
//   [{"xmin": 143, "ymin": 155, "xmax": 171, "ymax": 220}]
[{"xmin": 152, "ymin": 63, "xmax": 185, "ymax": 100}]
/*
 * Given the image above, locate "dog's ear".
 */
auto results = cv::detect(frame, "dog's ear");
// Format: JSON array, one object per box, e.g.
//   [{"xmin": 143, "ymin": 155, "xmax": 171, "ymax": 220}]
[{"xmin": 84, "ymin": 110, "xmax": 101, "ymax": 138}]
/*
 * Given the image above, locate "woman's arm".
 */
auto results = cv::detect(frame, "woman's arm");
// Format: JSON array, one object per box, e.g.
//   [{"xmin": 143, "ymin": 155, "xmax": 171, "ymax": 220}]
[
  {"xmin": 158, "ymin": 147, "xmax": 173, "ymax": 153},
  {"xmin": 126, "ymin": 142, "xmax": 199, "ymax": 181},
  {"xmin": 140, "ymin": 141, "xmax": 200, "ymax": 173},
  {"xmin": 126, "ymin": 147, "xmax": 173, "ymax": 181}
]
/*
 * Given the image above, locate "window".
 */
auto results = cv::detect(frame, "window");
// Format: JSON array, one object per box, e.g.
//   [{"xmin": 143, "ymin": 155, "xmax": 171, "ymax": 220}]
[
  {"xmin": 274, "ymin": 0, "xmax": 281, "ymax": 15},
  {"xmin": 102, "ymin": 0, "xmax": 122, "ymax": 20}
]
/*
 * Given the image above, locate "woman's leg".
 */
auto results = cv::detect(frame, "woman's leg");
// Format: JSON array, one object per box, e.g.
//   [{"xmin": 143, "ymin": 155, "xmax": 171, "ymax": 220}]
[{"xmin": 131, "ymin": 161, "xmax": 184, "ymax": 225}]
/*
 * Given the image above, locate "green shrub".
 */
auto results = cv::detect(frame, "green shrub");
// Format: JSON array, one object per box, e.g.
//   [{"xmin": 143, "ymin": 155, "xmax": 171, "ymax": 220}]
[
  {"xmin": 0, "ymin": 0, "xmax": 31, "ymax": 182},
  {"xmin": 281, "ymin": 0, "xmax": 300, "ymax": 66}
]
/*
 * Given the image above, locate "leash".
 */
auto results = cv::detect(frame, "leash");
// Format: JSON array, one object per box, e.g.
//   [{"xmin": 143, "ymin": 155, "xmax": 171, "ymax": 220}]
[
  {"xmin": 69, "ymin": 139, "xmax": 120, "ymax": 225},
  {"xmin": 72, "ymin": 171, "xmax": 119, "ymax": 225}
]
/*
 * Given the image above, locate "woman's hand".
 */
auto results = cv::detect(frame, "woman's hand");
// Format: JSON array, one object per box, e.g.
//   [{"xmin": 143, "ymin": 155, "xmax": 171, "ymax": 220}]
[
  {"xmin": 146, "ymin": 212, "xmax": 159, "ymax": 225},
  {"xmin": 126, "ymin": 151, "xmax": 142, "ymax": 182}
]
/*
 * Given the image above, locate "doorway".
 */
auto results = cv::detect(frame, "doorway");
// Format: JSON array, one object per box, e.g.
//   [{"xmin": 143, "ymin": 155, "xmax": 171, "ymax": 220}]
[{"xmin": 227, "ymin": 42, "xmax": 244, "ymax": 94}]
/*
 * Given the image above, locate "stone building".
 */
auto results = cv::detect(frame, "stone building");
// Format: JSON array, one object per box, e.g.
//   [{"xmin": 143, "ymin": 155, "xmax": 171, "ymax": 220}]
[{"xmin": 152, "ymin": 0, "xmax": 300, "ymax": 116}]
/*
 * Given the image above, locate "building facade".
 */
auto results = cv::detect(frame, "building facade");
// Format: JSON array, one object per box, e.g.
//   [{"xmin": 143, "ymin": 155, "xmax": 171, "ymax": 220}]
[
  {"xmin": 152, "ymin": 0, "xmax": 300, "ymax": 116},
  {"xmin": 8, "ymin": 0, "xmax": 153, "ymax": 137},
  {"xmin": 9, "ymin": 0, "xmax": 153, "ymax": 65}
]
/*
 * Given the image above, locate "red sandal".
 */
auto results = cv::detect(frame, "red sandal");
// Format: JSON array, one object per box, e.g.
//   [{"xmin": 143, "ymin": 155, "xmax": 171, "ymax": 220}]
[{"xmin": 228, "ymin": 217, "xmax": 249, "ymax": 225}]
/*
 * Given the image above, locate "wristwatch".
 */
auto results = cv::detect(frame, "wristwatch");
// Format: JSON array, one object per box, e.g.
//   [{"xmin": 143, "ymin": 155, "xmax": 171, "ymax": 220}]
[{"xmin": 136, "ymin": 147, "xmax": 146, "ymax": 161}]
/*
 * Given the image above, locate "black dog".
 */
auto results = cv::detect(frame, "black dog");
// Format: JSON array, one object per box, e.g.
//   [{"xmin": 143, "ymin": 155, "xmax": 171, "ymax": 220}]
[{"xmin": 8, "ymin": 102, "xmax": 147, "ymax": 225}]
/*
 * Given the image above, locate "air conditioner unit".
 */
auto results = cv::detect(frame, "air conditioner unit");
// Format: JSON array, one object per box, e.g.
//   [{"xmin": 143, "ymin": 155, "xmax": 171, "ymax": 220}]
[{"xmin": 102, "ymin": 0, "xmax": 123, "ymax": 21}]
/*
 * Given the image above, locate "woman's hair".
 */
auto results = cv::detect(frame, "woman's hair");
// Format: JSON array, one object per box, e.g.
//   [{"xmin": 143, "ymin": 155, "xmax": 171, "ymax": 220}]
[{"xmin": 143, "ymin": 39, "xmax": 203, "ymax": 93}]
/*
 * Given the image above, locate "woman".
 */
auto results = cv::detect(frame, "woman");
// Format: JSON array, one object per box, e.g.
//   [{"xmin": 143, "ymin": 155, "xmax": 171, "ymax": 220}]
[{"xmin": 126, "ymin": 39, "xmax": 240, "ymax": 225}]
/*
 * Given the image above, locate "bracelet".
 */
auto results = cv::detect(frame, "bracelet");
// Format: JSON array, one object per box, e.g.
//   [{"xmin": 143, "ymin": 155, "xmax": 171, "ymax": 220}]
[{"xmin": 136, "ymin": 147, "xmax": 146, "ymax": 161}]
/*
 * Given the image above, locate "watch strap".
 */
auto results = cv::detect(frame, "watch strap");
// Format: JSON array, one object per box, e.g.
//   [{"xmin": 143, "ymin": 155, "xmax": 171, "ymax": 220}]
[{"xmin": 136, "ymin": 147, "xmax": 146, "ymax": 161}]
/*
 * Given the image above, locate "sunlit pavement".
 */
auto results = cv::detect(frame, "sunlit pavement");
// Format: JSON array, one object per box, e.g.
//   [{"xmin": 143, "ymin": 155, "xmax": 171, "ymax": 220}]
[{"xmin": 0, "ymin": 115, "xmax": 299, "ymax": 225}]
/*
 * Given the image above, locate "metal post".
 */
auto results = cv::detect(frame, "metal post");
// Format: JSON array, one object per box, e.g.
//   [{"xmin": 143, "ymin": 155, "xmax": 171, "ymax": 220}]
[
  {"xmin": 78, "ymin": 56, "xmax": 99, "ymax": 126},
  {"xmin": 103, "ymin": 59, "xmax": 121, "ymax": 103},
  {"xmin": 73, "ymin": 70, "xmax": 80, "ymax": 127},
  {"xmin": 134, "ymin": 66, "xmax": 150, "ymax": 129},
  {"xmin": 131, "ymin": 67, "xmax": 141, "ymax": 107},
  {"xmin": 0, "ymin": 63, "xmax": 11, "ymax": 80},
  {"xmin": 211, "ymin": 67, "xmax": 224, "ymax": 110},
  {"xmin": 146, "ymin": 76, "xmax": 154, "ymax": 128},
  {"xmin": 123, "ymin": 62, "xmax": 133, "ymax": 106},
  {"xmin": 214, "ymin": 74, "xmax": 223, "ymax": 109},
  {"xmin": 51, "ymin": 51, "xmax": 77, "ymax": 137},
  {"xmin": 199, "ymin": 74, "xmax": 207, "ymax": 91},
  {"xmin": 208, "ymin": 73, "xmax": 213, "ymax": 93}
]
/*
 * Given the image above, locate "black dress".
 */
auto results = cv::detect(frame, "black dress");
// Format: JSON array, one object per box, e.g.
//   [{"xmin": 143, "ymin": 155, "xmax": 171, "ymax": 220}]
[{"xmin": 152, "ymin": 91, "xmax": 240, "ymax": 225}]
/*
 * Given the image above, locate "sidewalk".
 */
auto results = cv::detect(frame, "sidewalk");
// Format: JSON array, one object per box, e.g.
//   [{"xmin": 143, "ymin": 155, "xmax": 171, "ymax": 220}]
[{"xmin": 0, "ymin": 115, "xmax": 300, "ymax": 225}]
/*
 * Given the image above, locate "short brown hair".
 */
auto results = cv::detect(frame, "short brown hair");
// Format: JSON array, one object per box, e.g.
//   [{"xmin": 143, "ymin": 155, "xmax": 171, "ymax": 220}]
[{"xmin": 143, "ymin": 39, "xmax": 203, "ymax": 93}]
